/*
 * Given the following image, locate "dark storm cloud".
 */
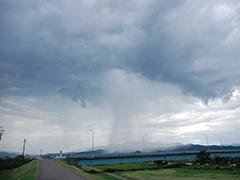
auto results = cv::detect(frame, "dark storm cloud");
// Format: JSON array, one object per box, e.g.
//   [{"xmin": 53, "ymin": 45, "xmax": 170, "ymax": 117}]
[
  {"xmin": 1, "ymin": 0, "xmax": 240, "ymax": 153},
  {"xmin": 125, "ymin": 0, "xmax": 240, "ymax": 103},
  {"xmin": 0, "ymin": 1, "xmax": 108, "ymax": 100},
  {"xmin": 1, "ymin": 0, "xmax": 240, "ymax": 106}
]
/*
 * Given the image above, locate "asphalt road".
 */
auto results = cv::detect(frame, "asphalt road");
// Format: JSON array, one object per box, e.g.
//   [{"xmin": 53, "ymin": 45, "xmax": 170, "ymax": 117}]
[{"xmin": 35, "ymin": 159, "xmax": 89, "ymax": 180}]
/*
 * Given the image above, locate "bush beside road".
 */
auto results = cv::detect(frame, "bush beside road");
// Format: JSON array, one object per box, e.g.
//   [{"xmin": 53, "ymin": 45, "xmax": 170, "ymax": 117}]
[{"xmin": 0, "ymin": 159, "xmax": 38, "ymax": 180}]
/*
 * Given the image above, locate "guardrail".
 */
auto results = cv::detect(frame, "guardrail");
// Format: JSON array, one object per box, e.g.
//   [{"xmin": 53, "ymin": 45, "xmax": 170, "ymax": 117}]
[
  {"xmin": 71, "ymin": 149, "xmax": 240, "ymax": 158},
  {"xmin": 66, "ymin": 149, "xmax": 240, "ymax": 167}
]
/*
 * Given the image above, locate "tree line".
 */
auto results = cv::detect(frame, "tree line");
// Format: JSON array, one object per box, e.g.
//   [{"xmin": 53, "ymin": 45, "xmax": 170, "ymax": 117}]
[{"xmin": 0, "ymin": 156, "xmax": 33, "ymax": 171}]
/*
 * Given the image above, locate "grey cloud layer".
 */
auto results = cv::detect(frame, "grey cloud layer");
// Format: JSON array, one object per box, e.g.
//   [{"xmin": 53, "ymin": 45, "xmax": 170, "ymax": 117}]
[{"xmin": 1, "ymin": 0, "xmax": 240, "ymax": 106}]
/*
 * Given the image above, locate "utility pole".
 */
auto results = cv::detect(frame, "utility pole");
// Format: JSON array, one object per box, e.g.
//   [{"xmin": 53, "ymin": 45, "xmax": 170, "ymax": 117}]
[
  {"xmin": 89, "ymin": 129, "xmax": 94, "ymax": 156},
  {"xmin": 220, "ymin": 136, "xmax": 224, "ymax": 150},
  {"xmin": 143, "ymin": 134, "xmax": 148, "ymax": 153},
  {"xmin": 0, "ymin": 126, "xmax": 4, "ymax": 142},
  {"xmin": 22, "ymin": 138, "xmax": 27, "ymax": 156},
  {"xmin": 202, "ymin": 133, "xmax": 209, "ymax": 151}
]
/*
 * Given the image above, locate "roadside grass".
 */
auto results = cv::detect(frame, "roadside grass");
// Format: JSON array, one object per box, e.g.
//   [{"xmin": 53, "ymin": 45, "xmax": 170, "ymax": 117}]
[
  {"xmin": 170, "ymin": 159, "xmax": 195, "ymax": 164},
  {"xmin": 55, "ymin": 159, "xmax": 118, "ymax": 180},
  {"xmin": 116, "ymin": 168, "xmax": 240, "ymax": 180},
  {"xmin": 0, "ymin": 159, "xmax": 38, "ymax": 180},
  {"xmin": 55, "ymin": 159, "xmax": 240, "ymax": 180},
  {"xmin": 83, "ymin": 165, "xmax": 125, "ymax": 180},
  {"xmin": 89, "ymin": 161, "xmax": 156, "ymax": 172},
  {"xmin": 90, "ymin": 173, "xmax": 120, "ymax": 180},
  {"xmin": 0, "ymin": 157, "xmax": 34, "ymax": 171},
  {"xmin": 88, "ymin": 161, "xmax": 240, "ymax": 180},
  {"xmin": 83, "ymin": 168, "xmax": 122, "ymax": 180}
]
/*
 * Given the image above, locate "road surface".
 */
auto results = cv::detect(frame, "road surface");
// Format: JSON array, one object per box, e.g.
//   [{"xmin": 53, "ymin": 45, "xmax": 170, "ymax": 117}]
[{"xmin": 35, "ymin": 159, "xmax": 89, "ymax": 180}]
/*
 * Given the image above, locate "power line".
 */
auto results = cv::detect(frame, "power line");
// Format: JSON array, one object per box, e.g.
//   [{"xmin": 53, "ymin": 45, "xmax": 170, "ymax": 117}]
[
  {"xmin": 27, "ymin": 141, "xmax": 40, "ymax": 151},
  {"xmin": 3, "ymin": 131, "xmax": 22, "ymax": 142},
  {"xmin": 1, "ymin": 127, "xmax": 41, "ymax": 154}
]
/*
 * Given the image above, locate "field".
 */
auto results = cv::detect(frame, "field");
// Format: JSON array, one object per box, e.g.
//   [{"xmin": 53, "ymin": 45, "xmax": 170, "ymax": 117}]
[
  {"xmin": 0, "ymin": 159, "xmax": 38, "ymax": 180},
  {"xmin": 115, "ymin": 167, "xmax": 240, "ymax": 180},
  {"xmin": 86, "ymin": 161, "xmax": 240, "ymax": 180}
]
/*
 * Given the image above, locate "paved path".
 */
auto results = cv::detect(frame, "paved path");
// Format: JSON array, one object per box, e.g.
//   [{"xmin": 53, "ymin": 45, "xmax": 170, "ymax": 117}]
[{"xmin": 35, "ymin": 159, "xmax": 89, "ymax": 180}]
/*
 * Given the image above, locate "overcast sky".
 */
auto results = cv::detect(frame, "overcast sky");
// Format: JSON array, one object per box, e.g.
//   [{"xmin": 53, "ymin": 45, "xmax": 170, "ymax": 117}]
[{"xmin": 1, "ymin": 0, "xmax": 240, "ymax": 154}]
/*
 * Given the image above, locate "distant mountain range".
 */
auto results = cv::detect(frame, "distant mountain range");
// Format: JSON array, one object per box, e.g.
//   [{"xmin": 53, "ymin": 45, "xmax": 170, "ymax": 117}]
[
  {"xmin": 92, "ymin": 141, "xmax": 240, "ymax": 153},
  {"xmin": 231, "ymin": 143, "xmax": 240, "ymax": 146},
  {"xmin": 1, "ymin": 142, "xmax": 240, "ymax": 157},
  {"xmin": 68, "ymin": 142, "xmax": 240, "ymax": 157},
  {"xmin": 0, "ymin": 151, "xmax": 21, "ymax": 158}
]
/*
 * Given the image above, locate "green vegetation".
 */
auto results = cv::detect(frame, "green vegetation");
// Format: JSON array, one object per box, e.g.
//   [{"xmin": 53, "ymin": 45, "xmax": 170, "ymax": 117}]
[
  {"xmin": 55, "ymin": 159, "xmax": 125, "ymax": 179},
  {"xmin": 195, "ymin": 149, "xmax": 211, "ymax": 165},
  {"xmin": 85, "ymin": 150, "xmax": 240, "ymax": 180},
  {"xmin": 87, "ymin": 161, "xmax": 240, "ymax": 180},
  {"xmin": 0, "ymin": 159, "xmax": 38, "ymax": 180},
  {"xmin": 82, "ymin": 167, "xmax": 121, "ymax": 180},
  {"xmin": 116, "ymin": 168, "xmax": 240, "ymax": 180},
  {"xmin": 0, "ymin": 157, "xmax": 34, "ymax": 170},
  {"xmin": 89, "ymin": 161, "xmax": 156, "ymax": 172},
  {"xmin": 56, "ymin": 150, "xmax": 240, "ymax": 180},
  {"xmin": 55, "ymin": 159, "xmax": 110, "ymax": 180}
]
